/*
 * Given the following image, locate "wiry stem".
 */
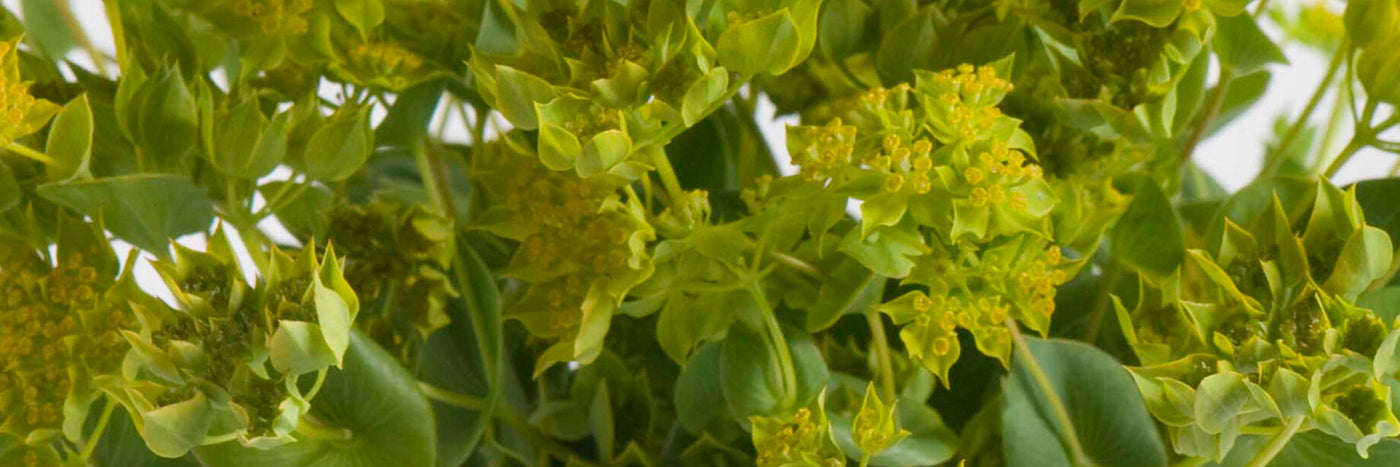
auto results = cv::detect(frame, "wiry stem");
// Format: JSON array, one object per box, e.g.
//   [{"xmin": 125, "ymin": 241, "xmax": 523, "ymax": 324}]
[{"xmin": 1006, "ymin": 317, "xmax": 1089, "ymax": 466}]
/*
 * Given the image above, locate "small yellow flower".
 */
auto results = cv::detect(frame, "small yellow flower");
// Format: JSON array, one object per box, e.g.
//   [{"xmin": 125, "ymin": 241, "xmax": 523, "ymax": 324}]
[
  {"xmin": 884, "ymin": 173, "xmax": 905, "ymax": 193},
  {"xmin": 964, "ymin": 167, "xmax": 984, "ymax": 185}
]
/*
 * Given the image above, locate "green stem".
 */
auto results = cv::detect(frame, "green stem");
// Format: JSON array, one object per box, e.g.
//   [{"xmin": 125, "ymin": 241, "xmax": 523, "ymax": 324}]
[
  {"xmin": 1169, "ymin": 457, "xmax": 1210, "ymax": 467},
  {"xmin": 492, "ymin": 398, "xmax": 597, "ymax": 466},
  {"xmin": 58, "ymin": 0, "xmax": 109, "ymax": 75},
  {"xmin": 866, "ymin": 309, "xmax": 897, "ymax": 400},
  {"xmin": 751, "ymin": 282, "xmax": 798, "ymax": 406},
  {"xmin": 102, "ymin": 0, "xmax": 127, "ymax": 70},
  {"xmin": 1314, "ymin": 74, "xmax": 1351, "ymax": 171},
  {"xmin": 1262, "ymin": 42, "xmax": 1345, "ymax": 177},
  {"xmin": 1244, "ymin": 416, "xmax": 1305, "ymax": 467},
  {"xmin": 650, "ymin": 146, "xmax": 686, "ymax": 205},
  {"xmin": 80, "ymin": 399, "xmax": 116, "ymax": 460},
  {"xmin": 1082, "ymin": 261, "xmax": 1123, "ymax": 344},
  {"xmin": 765, "ymin": 250, "xmax": 827, "ymax": 281},
  {"xmin": 418, "ymin": 381, "xmax": 490, "ymax": 411},
  {"xmin": 295, "ymin": 413, "xmax": 353, "ymax": 440},
  {"xmin": 1182, "ymin": 67, "xmax": 1236, "ymax": 163},
  {"xmin": 1322, "ymin": 135, "xmax": 1369, "ymax": 178},
  {"xmin": 2, "ymin": 141, "xmax": 56, "ymax": 165},
  {"xmin": 1006, "ymin": 316, "xmax": 1089, "ymax": 466}
]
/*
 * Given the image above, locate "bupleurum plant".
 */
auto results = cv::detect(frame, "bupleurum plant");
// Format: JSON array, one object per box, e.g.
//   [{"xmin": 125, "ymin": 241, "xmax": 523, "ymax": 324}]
[{"xmin": 1, "ymin": 0, "xmax": 1400, "ymax": 466}]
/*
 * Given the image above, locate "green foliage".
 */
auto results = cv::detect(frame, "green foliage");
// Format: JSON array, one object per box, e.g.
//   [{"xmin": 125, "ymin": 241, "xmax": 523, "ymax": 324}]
[{"xmin": 1, "ymin": 0, "xmax": 1399, "ymax": 465}]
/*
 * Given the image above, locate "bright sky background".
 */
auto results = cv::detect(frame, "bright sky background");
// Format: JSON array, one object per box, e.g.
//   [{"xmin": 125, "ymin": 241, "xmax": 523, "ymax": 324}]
[{"xmin": 4, "ymin": 0, "xmax": 1397, "ymax": 300}]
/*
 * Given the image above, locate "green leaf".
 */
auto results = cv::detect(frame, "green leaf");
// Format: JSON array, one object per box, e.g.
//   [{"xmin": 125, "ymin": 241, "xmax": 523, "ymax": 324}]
[
  {"xmin": 1213, "ymin": 14, "xmax": 1288, "ymax": 75},
  {"xmin": 91, "ymin": 407, "xmax": 201, "ymax": 467},
  {"xmin": 1357, "ymin": 42, "xmax": 1400, "ymax": 105},
  {"xmin": 494, "ymin": 65, "xmax": 556, "ymax": 130},
  {"xmin": 19, "ymin": 0, "xmax": 73, "ymax": 58},
  {"xmin": 1112, "ymin": 0, "xmax": 1182, "ymax": 27},
  {"xmin": 1207, "ymin": 432, "xmax": 1400, "ymax": 466},
  {"xmin": 334, "ymin": 0, "xmax": 386, "ymax": 38},
  {"xmin": 1344, "ymin": 0, "xmax": 1399, "ymax": 47},
  {"xmin": 212, "ymin": 98, "xmax": 289, "ymax": 180},
  {"xmin": 831, "ymin": 401, "xmax": 957, "ymax": 466},
  {"xmin": 1111, "ymin": 174, "xmax": 1184, "ymax": 277},
  {"xmin": 136, "ymin": 67, "xmax": 199, "ymax": 166},
  {"xmin": 807, "ymin": 258, "xmax": 885, "ymax": 332},
  {"xmin": 589, "ymin": 382, "xmax": 616, "ymax": 458},
  {"xmin": 37, "ymin": 174, "xmax": 214, "ymax": 255},
  {"xmin": 674, "ymin": 342, "xmax": 727, "ymax": 434},
  {"xmin": 875, "ymin": 7, "xmax": 939, "ymax": 85},
  {"xmin": 258, "ymin": 182, "xmax": 332, "ymax": 240},
  {"xmin": 46, "ymin": 93, "xmax": 93, "ymax": 181},
  {"xmin": 717, "ymin": 10, "xmax": 801, "ymax": 75},
  {"xmin": 1002, "ymin": 338, "xmax": 1168, "ymax": 467},
  {"xmin": 681, "ymin": 67, "xmax": 729, "ymax": 127},
  {"xmin": 1323, "ymin": 226, "xmax": 1392, "ymax": 300},
  {"xmin": 195, "ymin": 330, "xmax": 436, "ymax": 467},
  {"xmin": 818, "ymin": 0, "xmax": 874, "ymax": 60},
  {"xmin": 720, "ymin": 321, "xmax": 829, "ymax": 421},
  {"xmin": 304, "ymin": 105, "xmax": 373, "ymax": 181},
  {"xmin": 838, "ymin": 226, "xmax": 925, "ymax": 278},
  {"xmin": 0, "ymin": 161, "xmax": 17, "ymax": 213},
  {"xmin": 376, "ymin": 81, "xmax": 444, "ymax": 149},
  {"xmin": 474, "ymin": 0, "xmax": 518, "ymax": 55},
  {"xmin": 1354, "ymin": 178, "xmax": 1400, "ymax": 247},
  {"xmin": 417, "ymin": 244, "xmax": 503, "ymax": 466}
]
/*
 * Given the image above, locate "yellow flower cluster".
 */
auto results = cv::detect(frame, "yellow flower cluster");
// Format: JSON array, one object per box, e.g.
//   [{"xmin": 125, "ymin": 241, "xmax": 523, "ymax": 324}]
[
  {"xmin": 0, "ymin": 250, "xmax": 129, "ymax": 437},
  {"xmin": 790, "ymin": 117, "xmax": 857, "ymax": 182},
  {"xmin": 232, "ymin": 0, "xmax": 313, "ymax": 35},
  {"xmin": 1, "ymin": 42, "xmax": 39, "ymax": 142},
  {"xmin": 867, "ymin": 133, "xmax": 935, "ymax": 195},
  {"xmin": 924, "ymin": 64, "xmax": 1014, "ymax": 142},
  {"xmin": 498, "ymin": 159, "xmax": 648, "ymax": 333},
  {"xmin": 754, "ymin": 408, "xmax": 842, "ymax": 467},
  {"xmin": 965, "ymin": 143, "xmax": 1042, "ymax": 211},
  {"xmin": 908, "ymin": 293, "xmax": 959, "ymax": 357},
  {"xmin": 562, "ymin": 104, "xmax": 623, "ymax": 140},
  {"xmin": 348, "ymin": 42, "xmax": 426, "ymax": 73},
  {"xmin": 1016, "ymin": 246, "xmax": 1066, "ymax": 318}
]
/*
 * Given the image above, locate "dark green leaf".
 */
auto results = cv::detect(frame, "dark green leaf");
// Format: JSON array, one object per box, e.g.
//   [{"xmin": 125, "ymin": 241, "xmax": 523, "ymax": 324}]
[
  {"xmin": 1110, "ymin": 174, "xmax": 1183, "ymax": 276},
  {"xmin": 1213, "ymin": 15, "xmax": 1288, "ymax": 75},
  {"xmin": 195, "ymin": 330, "xmax": 436, "ymax": 467},
  {"xmin": 1002, "ymin": 338, "xmax": 1167, "ymax": 467},
  {"xmin": 37, "ymin": 174, "xmax": 214, "ymax": 255}
]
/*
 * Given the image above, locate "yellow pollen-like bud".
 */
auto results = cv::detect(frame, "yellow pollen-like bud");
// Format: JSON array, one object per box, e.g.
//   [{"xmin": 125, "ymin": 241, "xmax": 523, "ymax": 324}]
[
  {"xmin": 912, "ymin": 156, "xmax": 932, "ymax": 172},
  {"xmin": 963, "ymin": 167, "xmax": 984, "ymax": 185},
  {"xmin": 932, "ymin": 337, "xmax": 951, "ymax": 356},
  {"xmin": 883, "ymin": 134, "xmax": 901, "ymax": 153},
  {"xmin": 911, "ymin": 173, "xmax": 931, "ymax": 194},
  {"xmin": 885, "ymin": 173, "xmax": 905, "ymax": 193},
  {"xmin": 969, "ymin": 187, "xmax": 989, "ymax": 207},
  {"xmin": 913, "ymin": 295, "xmax": 932, "ymax": 312},
  {"xmin": 988, "ymin": 185, "xmax": 1005, "ymax": 204}
]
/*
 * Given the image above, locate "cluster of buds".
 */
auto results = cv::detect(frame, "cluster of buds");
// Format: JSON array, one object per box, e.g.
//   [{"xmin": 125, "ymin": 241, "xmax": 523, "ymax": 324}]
[
  {"xmin": 0, "ymin": 224, "xmax": 132, "ymax": 443},
  {"xmin": 789, "ymin": 118, "xmax": 858, "ymax": 182},
  {"xmin": 921, "ymin": 64, "xmax": 1015, "ymax": 143},
  {"xmin": 349, "ymin": 41, "xmax": 423, "ymax": 71},
  {"xmin": 1124, "ymin": 181, "xmax": 1400, "ymax": 460},
  {"xmin": 323, "ymin": 201, "xmax": 456, "ymax": 364},
  {"xmin": 749, "ymin": 392, "xmax": 845, "ymax": 467},
  {"xmin": 868, "ymin": 134, "xmax": 935, "ymax": 195},
  {"xmin": 231, "ymin": 0, "xmax": 313, "ymax": 35},
  {"xmin": 852, "ymin": 383, "xmax": 910, "ymax": 460},
  {"xmin": 475, "ymin": 141, "xmax": 654, "ymax": 375},
  {"xmin": 333, "ymin": 40, "xmax": 436, "ymax": 91},
  {"xmin": 1, "ymin": 39, "xmax": 56, "ymax": 144}
]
